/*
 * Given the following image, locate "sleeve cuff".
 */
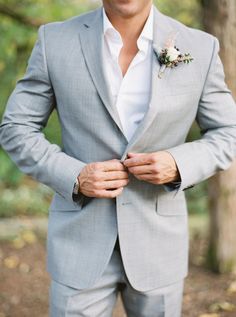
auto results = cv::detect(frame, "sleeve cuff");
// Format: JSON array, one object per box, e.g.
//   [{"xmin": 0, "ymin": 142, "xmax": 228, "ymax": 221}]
[{"xmin": 163, "ymin": 181, "xmax": 181, "ymax": 192}]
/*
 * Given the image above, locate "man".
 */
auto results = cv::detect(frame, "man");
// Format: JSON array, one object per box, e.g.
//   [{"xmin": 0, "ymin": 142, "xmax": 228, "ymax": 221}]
[{"xmin": 1, "ymin": 0, "xmax": 236, "ymax": 316}]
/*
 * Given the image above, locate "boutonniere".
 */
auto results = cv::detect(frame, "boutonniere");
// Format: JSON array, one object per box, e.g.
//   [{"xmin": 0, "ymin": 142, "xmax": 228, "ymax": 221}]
[{"xmin": 153, "ymin": 32, "xmax": 194, "ymax": 79}]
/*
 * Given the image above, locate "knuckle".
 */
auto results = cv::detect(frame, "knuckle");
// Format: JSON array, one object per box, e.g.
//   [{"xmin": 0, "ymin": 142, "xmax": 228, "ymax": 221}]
[
  {"xmin": 112, "ymin": 159, "xmax": 120, "ymax": 165},
  {"xmin": 152, "ymin": 164, "xmax": 159, "ymax": 173},
  {"xmin": 118, "ymin": 181, "xmax": 124, "ymax": 187},
  {"xmin": 93, "ymin": 182, "xmax": 100, "ymax": 189},
  {"xmin": 92, "ymin": 162, "xmax": 100, "ymax": 170},
  {"xmin": 150, "ymin": 155, "xmax": 157, "ymax": 163},
  {"xmin": 95, "ymin": 190, "xmax": 102, "ymax": 198},
  {"xmin": 93, "ymin": 189, "xmax": 99, "ymax": 196},
  {"xmin": 128, "ymin": 167, "xmax": 133, "ymax": 173},
  {"xmin": 113, "ymin": 181, "xmax": 118, "ymax": 187},
  {"xmin": 106, "ymin": 181, "xmax": 113, "ymax": 188},
  {"xmin": 112, "ymin": 191, "xmax": 118, "ymax": 198},
  {"xmin": 155, "ymin": 175, "xmax": 162, "ymax": 183},
  {"xmin": 111, "ymin": 159, "xmax": 119, "ymax": 162},
  {"xmin": 108, "ymin": 191, "xmax": 115, "ymax": 198},
  {"xmin": 91, "ymin": 173, "xmax": 98, "ymax": 181}
]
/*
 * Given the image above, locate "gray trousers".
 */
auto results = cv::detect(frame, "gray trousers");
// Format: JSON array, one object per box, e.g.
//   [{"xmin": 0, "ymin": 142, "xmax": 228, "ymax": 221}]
[{"xmin": 49, "ymin": 244, "xmax": 184, "ymax": 317}]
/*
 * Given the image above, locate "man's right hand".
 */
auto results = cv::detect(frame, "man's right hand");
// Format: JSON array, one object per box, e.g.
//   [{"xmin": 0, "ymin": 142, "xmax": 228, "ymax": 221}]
[{"xmin": 78, "ymin": 159, "xmax": 129, "ymax": 198}]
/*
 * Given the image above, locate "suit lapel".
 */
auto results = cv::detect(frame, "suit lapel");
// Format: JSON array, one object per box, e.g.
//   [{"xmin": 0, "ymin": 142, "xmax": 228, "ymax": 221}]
[
  {"xmin": 121, "ymin": 7, "xmax": 175, "ymax": 160},
  {"xmin": 79, "ymin": 6, "xmax": 176, "ymax": 157},
  {"xmin": 78, "ymin": 8, "xmax": 125, "ymax": 135}
]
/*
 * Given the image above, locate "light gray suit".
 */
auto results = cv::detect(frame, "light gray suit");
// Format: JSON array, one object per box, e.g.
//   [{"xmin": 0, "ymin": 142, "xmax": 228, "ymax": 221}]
[{"xmin": 1, "ymin": 3, "xmax": 236, "ymax": 306}]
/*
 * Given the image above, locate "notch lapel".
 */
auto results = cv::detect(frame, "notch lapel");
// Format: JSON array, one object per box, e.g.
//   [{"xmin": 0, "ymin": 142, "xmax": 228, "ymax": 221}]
[
  {"xmin": 121, "ymin": 7, "xmax": 175, "ymax": 160},
  {"xmin": 78, "ymin": 8, "xmax": 125, "ymax": 135}
]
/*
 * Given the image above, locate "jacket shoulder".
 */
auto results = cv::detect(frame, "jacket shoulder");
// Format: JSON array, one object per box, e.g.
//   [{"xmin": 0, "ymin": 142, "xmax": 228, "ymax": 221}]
[
  {"xmin": 165, "ymin": 13, "xmax": 216, "ymax": 50},
  {"xmin": 42, "ymin": 7, "xmax": 101, "ymax": 37}
]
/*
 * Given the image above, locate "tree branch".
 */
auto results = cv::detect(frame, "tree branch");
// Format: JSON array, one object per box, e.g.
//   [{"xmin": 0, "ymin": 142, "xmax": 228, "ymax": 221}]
[{"xmin": 0, "ymin": 4, "xmax": 46, "ymax": 28}]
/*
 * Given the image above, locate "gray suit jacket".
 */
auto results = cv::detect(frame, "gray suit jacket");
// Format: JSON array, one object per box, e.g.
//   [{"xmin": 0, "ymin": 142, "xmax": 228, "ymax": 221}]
[{"xmin": 1, "ymin": 6, "xmax": 236, "ymax": 291}]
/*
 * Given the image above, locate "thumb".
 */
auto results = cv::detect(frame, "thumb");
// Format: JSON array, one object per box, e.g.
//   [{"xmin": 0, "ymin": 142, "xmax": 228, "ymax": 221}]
[{"xmin": 127, "ymin": 152, "xmax": 145, "ymax": 157}]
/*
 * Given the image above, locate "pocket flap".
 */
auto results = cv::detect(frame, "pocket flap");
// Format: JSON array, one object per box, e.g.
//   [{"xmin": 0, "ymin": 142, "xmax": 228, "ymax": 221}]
[
  {"xmin": 156, "ymin": 190, "xmax": 187, "ymax": 216},
  {"xmin": 49, "ymin": 193, "xmax": 83, "ymax": 211}
]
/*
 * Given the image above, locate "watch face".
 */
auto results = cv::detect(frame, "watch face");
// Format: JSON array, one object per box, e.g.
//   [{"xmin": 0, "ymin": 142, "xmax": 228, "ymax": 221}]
[{"xmin": 73, "ymin": 180, "xmax": 80, "ymax": 195}]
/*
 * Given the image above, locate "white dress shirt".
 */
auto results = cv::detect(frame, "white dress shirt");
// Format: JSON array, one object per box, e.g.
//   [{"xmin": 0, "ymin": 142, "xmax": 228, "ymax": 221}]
[{"xmin": 103, "ymin": 6, "xmax": 154, "ymax": 141}]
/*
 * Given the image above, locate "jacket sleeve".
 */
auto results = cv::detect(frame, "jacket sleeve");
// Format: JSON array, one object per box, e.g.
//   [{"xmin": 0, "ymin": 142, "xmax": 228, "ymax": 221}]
[
  {"xmin": 0, "ymin": 25, "xmax": 86, "ymax": 203},
  {"xmin": 166, "ymin": 36, "xmax": 236, "ymax": 192}
]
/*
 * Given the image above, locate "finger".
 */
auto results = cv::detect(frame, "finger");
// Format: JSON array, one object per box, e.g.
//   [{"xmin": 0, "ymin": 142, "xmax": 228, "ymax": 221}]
[
  {"xmin": 134, "ymin": 174, "xmax": 157, "ymax": 181},
  {"xmin": 128, "ymin": 165, "xmax": 153, "ymax": 175},
  {"xmin": 101, "ymin": 171, "xmax": 129, "ymax": 181},
  {"xmin": 127, "ymin": 152, "xmax": 146, "ymax": 157},
  {"xmin": 134, "ymin": 174, "xmax": 171, "ymax": 184},
  {"xmin": 123, "ymin": 155, "xmax": 152, "ymax": 167},
  {"xmin": 97, "ymin": 179, "xmax": 129, "ymax": 190},
  {"xmin": 97, "ymin": 187, "xmax": 124, "ymax": 198},
  {"xmin": 99, "ymin": 159, "xmax": 127, "ymax": 172}
]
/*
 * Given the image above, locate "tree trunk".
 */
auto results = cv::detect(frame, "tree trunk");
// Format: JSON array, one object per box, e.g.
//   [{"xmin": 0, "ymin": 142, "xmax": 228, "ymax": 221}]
[{"xmin": 203, "ymin": 0, "xmax": 236, "ymax": 273}]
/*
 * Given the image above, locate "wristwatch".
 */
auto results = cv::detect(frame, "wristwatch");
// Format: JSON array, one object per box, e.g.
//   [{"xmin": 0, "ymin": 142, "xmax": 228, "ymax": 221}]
[{"xmin": 73, "ymin": 176, "xmax": 80, "ymax": 196}]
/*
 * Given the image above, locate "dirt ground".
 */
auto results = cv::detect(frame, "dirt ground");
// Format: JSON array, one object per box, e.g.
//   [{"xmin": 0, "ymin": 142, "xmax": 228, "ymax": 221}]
[{"xmin": 0, "ymin": 231, "xmax": 236, "ymax": 317}]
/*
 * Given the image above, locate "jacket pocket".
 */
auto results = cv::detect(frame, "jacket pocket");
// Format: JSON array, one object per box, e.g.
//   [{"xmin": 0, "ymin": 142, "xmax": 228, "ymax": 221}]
[
  {"xmin": 156, "ymin": 190, "xmax": 187, "ymax": 216},
  {"xmin": 49, "ymin": 193, "xmax": 83, "ymax": 212}
]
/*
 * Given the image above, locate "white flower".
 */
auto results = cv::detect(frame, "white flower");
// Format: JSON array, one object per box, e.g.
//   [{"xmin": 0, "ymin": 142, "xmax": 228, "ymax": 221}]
[
  {"xmin": 155, "ymin": 39, "xmax": 194, "ymax": 79},
  {"xmin": 167, "ymin": 47, "xmax": 179, "ymax": 61}
]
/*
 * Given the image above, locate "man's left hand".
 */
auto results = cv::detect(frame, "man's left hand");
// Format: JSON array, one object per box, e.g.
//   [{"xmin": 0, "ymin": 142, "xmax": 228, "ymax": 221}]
[{"xmin": 123, "ymin": 151, "xmax": 180, "ymax": 185}]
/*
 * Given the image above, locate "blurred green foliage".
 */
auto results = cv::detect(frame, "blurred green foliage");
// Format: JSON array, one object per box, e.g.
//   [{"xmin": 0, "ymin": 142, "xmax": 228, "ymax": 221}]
[
  {"xmin": 155, "ymin": 0, "xmax": 202, "ymax": 29},
  {"xmin": 0, "ymin": 0, "xmax": 206, "ymax": 217}
]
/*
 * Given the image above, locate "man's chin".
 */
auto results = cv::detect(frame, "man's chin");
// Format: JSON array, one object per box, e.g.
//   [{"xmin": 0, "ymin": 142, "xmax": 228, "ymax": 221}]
[
  {"xmin": 103, "ymin": 0, "xmax": 152, "ymax": 19},
  {"xmin": 104, "ymin": 0, "xmax": 143, "ymax": 18},
  {"xmin": 113, "ymin": 5, "xmax": 140, "ymax": 19}
]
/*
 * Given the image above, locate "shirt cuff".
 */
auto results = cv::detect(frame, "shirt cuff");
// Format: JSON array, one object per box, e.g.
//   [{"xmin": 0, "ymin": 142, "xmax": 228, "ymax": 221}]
[{"xmin": 163, "ymin": 181, "xmax": 182, "ymax": 192}]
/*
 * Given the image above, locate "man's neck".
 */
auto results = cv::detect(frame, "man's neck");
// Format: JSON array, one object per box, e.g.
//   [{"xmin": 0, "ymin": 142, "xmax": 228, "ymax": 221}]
[{"xmin": 104, "ymin": 4, "xmax": 152, "ymax": 43}]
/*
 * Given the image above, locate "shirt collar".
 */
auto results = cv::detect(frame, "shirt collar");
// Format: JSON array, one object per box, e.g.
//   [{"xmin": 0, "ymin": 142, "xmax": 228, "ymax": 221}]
[{"xmin": 139, "ymin": 5, "xmax": 154, "ymax": 42}]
